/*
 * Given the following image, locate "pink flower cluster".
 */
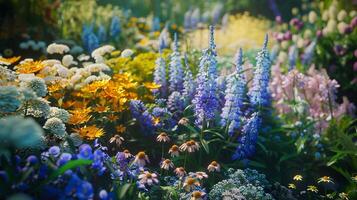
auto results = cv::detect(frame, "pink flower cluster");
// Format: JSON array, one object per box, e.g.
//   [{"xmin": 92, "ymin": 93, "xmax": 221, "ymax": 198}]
[{"xmin": 270, "ymin": 65, "xmax": 355, "ymax": 133}]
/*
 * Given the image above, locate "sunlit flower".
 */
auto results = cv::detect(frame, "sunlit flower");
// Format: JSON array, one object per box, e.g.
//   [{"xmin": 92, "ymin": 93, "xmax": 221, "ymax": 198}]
[
  {"xmin": 168, "ymin": 145, "xmax": 180, "ymax": 157},
  {"xmin": 193, "ymin": 171, "xmax": 208, "ymax": 180},
  {"xmin": 123, "ymin": 149, "xmax": 132, "ymax": 158},
  {"xmin": 207, "ymin": 161, "xmax": 220, "ymax": 172},
  {"xmin": 115, "ymin": 125, "xmax": 126, "ymax": 133},
  {"xmin": 109, "ymin": 135, "xmax": 124, "ymax": 147},
  {"xmin": 144, "ymin": 82, "xmax": 161, "ymax": 91},
  {"xmin": 133, "ymin": 151, "xmax": 150, "ymax": 167},
  {"xmin": 318, "ymin": 176, "xmax": 333, "ymax": 184},
  {"xmin": 156, "ymin": 132, "xmax": 170, "ymax": 143},
  {"xmin": 191, "ymin": 191, "xmax": 206, "ymax": 200},
  {"xmin": 178, "ymin": 117, "xmax": 189, "ymax": 125},
  {"xmin": 288, "ymin": 183, "xmax": 296, "ymax": 189},
  {"xmin": 93, "ymin": 104, "xmax": 109, "ymax": 113},
  {"xmin": 293, "ymin": 175, "xmax": 303, "ymax": 181},
  {"xmin": 152, "ymin": 117, "xmax": 160, "ymax": 126},
  {"xmin": 174, "ymin": 167, "xmax": 186, "ymax": 177},
  {"xmin": 15, "ymin": 60, "xmax": 45, "ymax": 74},
  {"xmin": 180, "ymin": 140, "xmax": 200, "ymax": 153},
  {"xmin": 107, "ymin": 114, "xmax": 119, "ymax": 122},
  {"xmin": 68, "ymin": 108, "xmax": 92, "ymax": 125},
  {"xmin": 138, "ymin": 171, "xmax": 159, "ymax": 186},
  {"xmin": 307, "ymin": 185, "xmax": 318, "ymax": 193},
  {"xmin": 26, "ymin": 97, "xmax": 51, "ymax": 118},
  {"xmin": 183, "ymin": 177, "xmax": 200, "ymax": 191},
  {"xmin": 160, "ymin": 159, "xmax": 174, "ymax": 170},
  {"xmin": 73, "ymin": 125, "xmax": 104, "ymax": 140},
  {"xmin": 0, "ymin": 56, "xmax": 21, "ymax": 65}
]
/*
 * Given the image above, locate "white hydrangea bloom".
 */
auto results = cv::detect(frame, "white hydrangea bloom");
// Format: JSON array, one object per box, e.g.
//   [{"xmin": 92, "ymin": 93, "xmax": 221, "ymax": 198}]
[
  {"xmin": 91, "ymin": 45, "xmax": 115, "ymax": 63},
  {"xmin": 47, "ymin": 43, "xmax": 70, "ymax": 54},
  {"xmin": 121, "ymin": 49, "xmax": 134, "ymax": 58},
  {"xmin": 85, "ymin": 63, "xmax": 110, "ymax": 73},
  {"xmin": 48, "ymin": 107, "xmax": 70, "ymax": 123},
  {"xmin": 43, "ymin": 117, "xmax": 66, "ymax": 138},
  {"xmin": 62, "ymin": 55, "xmax": 74, "ymax": 67}
]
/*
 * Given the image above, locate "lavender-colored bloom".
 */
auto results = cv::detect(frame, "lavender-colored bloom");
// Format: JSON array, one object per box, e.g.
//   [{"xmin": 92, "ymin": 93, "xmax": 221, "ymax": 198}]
[
  {"xmin": 130, "ymin": 100, "xmax": 154, "ymax": 134},
  {"xmin": 268, "ymin": 0, "xmax": 282, "ymax": 18},
  {"xmin": 249, "ymin": 35, "xmax": 272, "ymax": 109},
  {"xmin": 217, "ymin": 75, "xmax": 226, "ymax": 109},
  {"xmin": 56, "ymin": 153, "xmax": 72, "ymax": 166},
  {"xmin": 97, "ymin": 25, "xmax": 107, "ymax": 43},
  {"xmin": 153, "ymin": 51, "xmax": 167, "ymax": 98},
  {"xmin": 221, "ymin": 49, "xmax": 247, "ymax": 135},
  {"xmin": 191, "ymin": 8, "xmax": 200, "ymax": 29},
  {"xmin": 192, "ymin": 26, "xmax": 220, "ymax": 127},
  {"xmin": 288, "ymin": 45, "xmax": 297, "ymax": 71},
  {"xmin": 168, "ymin": 91, "xmax": 185, "ymax": 113},
  {"xmin": 182, "ymin": 54, "xmax": 196, "ymax": 105},
  {"xmin": 158, "ymin": 26, "xmax": 170, "ymax": 50},
  {"xmin": 26, "ymin": 155, "xmax": 38, "ymax": 165},
  {"xmin": 77, "ymin": 144, "xmax": 93, "ymax": 160},
  {"xmin": 110, "ymin": 16, "xmax": 121, "ymax": 37},
  {"xmin": 232, "ymin": 113, "xmax": 261, "ymax": 160},
  {"xmin": 99, "ymin": 189, "xmax": 108, "ymax": 200},
  {"xmin": 92, "ymin": 149, "xmax": 107, "ymax": 175},
  {"xmin": 301, "ymin": 40, "xmax": 316, "ymax": 65},
  {"xmin": 48, "ymin": 146, "xmax": 60, "ymax": 157},
  {"xmin": 169, "ymin": 33, "xmax": 184, "ymax": 93}
]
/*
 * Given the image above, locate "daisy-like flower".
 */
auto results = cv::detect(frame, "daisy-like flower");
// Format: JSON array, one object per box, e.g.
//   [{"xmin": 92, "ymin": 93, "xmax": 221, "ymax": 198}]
[
  {"xmin": 307, "ymin": 185, "xmax": 318, "ymax": 193},
  {"xmin": 156, "ymin": 132, "xmax": 170, "ymax": 143},
  {"xmin": 133, "ymin": 151, "xmax": 150, "ymax": 167},
  {"xmin": 178, "ymin": 117, "xmax": 190, "ymax": 125},
  {"xmin": 174, "ymin": 167, "xmax": 186, "ymax": 177},
  {"xmin": 293, "ymin": 175, "xmax": 303, "ymax": 181},
  {"xmin": 109, "ymin": 134, "xmax": 124, "ymax": 147},
  {"xmin": 47, "ymin": 43, "xmax": 70, "ymax": 54},
  {"xmin": 183, "ymin": 177, "xmax": 200, "ymax": 191},
  {"xmin": 191, "ymin": 191, "xmax": 206, "ymax": 200},
  {"xmin": 207, "ymin": 161, "xmax": 220, "ymax": 172},
  {"xmin": 73, "ymin": 125, "xmax": 104, "ymax": 140},
  {"xmin": 339, "ymin": 192, "xmax": 349, "ymax": 200},
  {"xmin": 160, "ymin": 159, "xmax": 174, "ymax": 170},
  {"xmin": 15, "ymin": 60, "xmax": 45, "ymax": 74},
  {"xmin": 318, "ymin": 176, "xmax": 333, "ymax": 184},
  {"xmin": 192, "ymin": 171, "xmax": 208, "ymax": 180},
  {"xmin": 107, "ymin": 114, "xmax": 119, "ymax": 122},
  {"xmin": 0, "ymin": 56, "xmax": 21, "ymax": 65},
  {"xmin": 180, "ymin": 140, "xmax": 200, "ymax": 153},
  {"xmin": 123, "ymin": 149, "xmax": 132, "ymax": 158},
  {"xmin": 68, "ymin": 108, "xmax": 92, "ymax": 125},
  {"xmin": 168, "ymin": 145, "xmax": 180, "ymax": 157},
  {"xmin": 138, "ymin": 171, "xmax": 159, "ymax": 186},
  {"xmin": 115, "ymin": 125, "xmax": 126, "ymax": 133},
  {"xmin": 288, "ymin": 183, "xmax": 296, "ymax": 189}
]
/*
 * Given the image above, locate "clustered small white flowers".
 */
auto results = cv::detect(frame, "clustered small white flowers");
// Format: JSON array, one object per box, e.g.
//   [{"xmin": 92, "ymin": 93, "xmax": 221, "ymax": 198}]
[{"xmin": 47, "ymin": 43, "xmax": 70, "ymax": 54}]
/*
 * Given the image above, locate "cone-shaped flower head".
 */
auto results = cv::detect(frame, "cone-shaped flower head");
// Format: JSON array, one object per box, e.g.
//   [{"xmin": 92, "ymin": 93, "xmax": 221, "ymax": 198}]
[{"xmin": 168, "ymin": 33, "xmax": 184, "ymax": 93}]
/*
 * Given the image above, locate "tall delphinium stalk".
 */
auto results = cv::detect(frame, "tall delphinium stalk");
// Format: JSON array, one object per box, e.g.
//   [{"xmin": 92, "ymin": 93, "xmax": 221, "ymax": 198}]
[
  {"xmin": 182, "ymin": 54, "xmax": 196, "ymax": 106},
  {"xmin": 248, "ymin": 34, "xmax": 272, "ymax": 111},
  {"xmin": 221, "ymin": 48, "xmax": 247, "ymax": 136},
  {"xmin": 232, "ymin": 112, "xmax": 261, "ymax": 160},
  {"xmin": 153, "ymin": 47, "xmax": 167, "ymax": 98},
  {"xmin": 192, "ymin": 25, "xmax": 220, "ymax": 128},
  {"xmin": 169, "ymin": 33, "xmax": 184, "ymax": 93}
]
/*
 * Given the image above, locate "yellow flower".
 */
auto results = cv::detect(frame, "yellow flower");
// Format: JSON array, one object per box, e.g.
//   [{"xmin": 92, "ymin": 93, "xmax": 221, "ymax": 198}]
[
  {"xmin": 110, "ymin": 50, "xmax": 121, "ymax": 57},
  {"xmin": 144, "ymin": 82, "xmax": 161, "ymax": 90},
  {"xmin": 0, "ymin": 56, "xmax": 21, "ymax": 65},
  {"xmin": 15, "ymin": 60, "xmax": 45, "ymax": 74},
  {"xmin": 115, "ymin": 125, "xmax": 126, "ymax": 133},
  {"xmin": 153, "ymin": 117, "xmax": 160, "ymax": 125},
  {"xmin": 318, "ymin": 176, "xmax": 333, "ymax": 183},
  {"xmin": 73, "ymin": 125, "xmax": 105, "ymax": 140},
  {"xmin": 68, "ymin": 108, "xmax": 92, "ymax": 125},
  {"xmin": 107, "ymin": 114, "xmax": 119, "ymax": 122},
  {"xmin": 307, "ymin": 185, "xmax": 318, "ymax": 193},
  {"xmin": 288, "ymin": 183, "xmax": 296, "ymax": 189},
  {"xmin": 94, "ymin": 104, "xmax": 109, "ymax": 113},
  {"xmin": 81, "ymin": 80, "xmax": 109, "ymax": 94},
  {"xmin": 293, "ymin": 175, "xmax": 303, "ymax": 181}
]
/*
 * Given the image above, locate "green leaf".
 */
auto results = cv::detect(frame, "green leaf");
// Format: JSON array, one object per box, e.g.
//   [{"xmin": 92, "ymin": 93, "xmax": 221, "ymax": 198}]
[
  {"xmin": 48, "ymin": 159, "xmax": 92, "ymax": 181},
  {"xmin": 119, "ymin": 183, "xmax": 132, "ymax": 199},
  {"xmin": 200, "ymin": 139, "xmax": 210, "ymax": 154}
]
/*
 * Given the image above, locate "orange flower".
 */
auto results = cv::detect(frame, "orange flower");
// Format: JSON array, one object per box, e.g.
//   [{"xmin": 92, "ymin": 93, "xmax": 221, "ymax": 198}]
[
  {"xmin": 107, "ymin": 114, "xmax": 119, "ymax": 122},
  {"xmin": 144, "ymin": 82, "xmax": 161, "ymax": 90},
  {"xmin": 81, "ymin": 80, "xmax": 109, "ymax": 94},
  {"xmin": 68, "ymin": 108, "xmax": 92, "ymax": 125},
  {"xmin": 73, "ymin": 125, "xmax": 105, "ymax": 140},
  {"xmin": 0, "ymin": 56, "xmax": 21, "ymax": 65},
  {"xmin": 15, "ymin": 60, "xmax": 45, "ymax": 73},
  {"xmin": 116, "ymin": 125, "xmax": 126, "ymax": 133},
  {"xmin": 94, "ymin": 104, "xmax": 109, "ymax": 113}
]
